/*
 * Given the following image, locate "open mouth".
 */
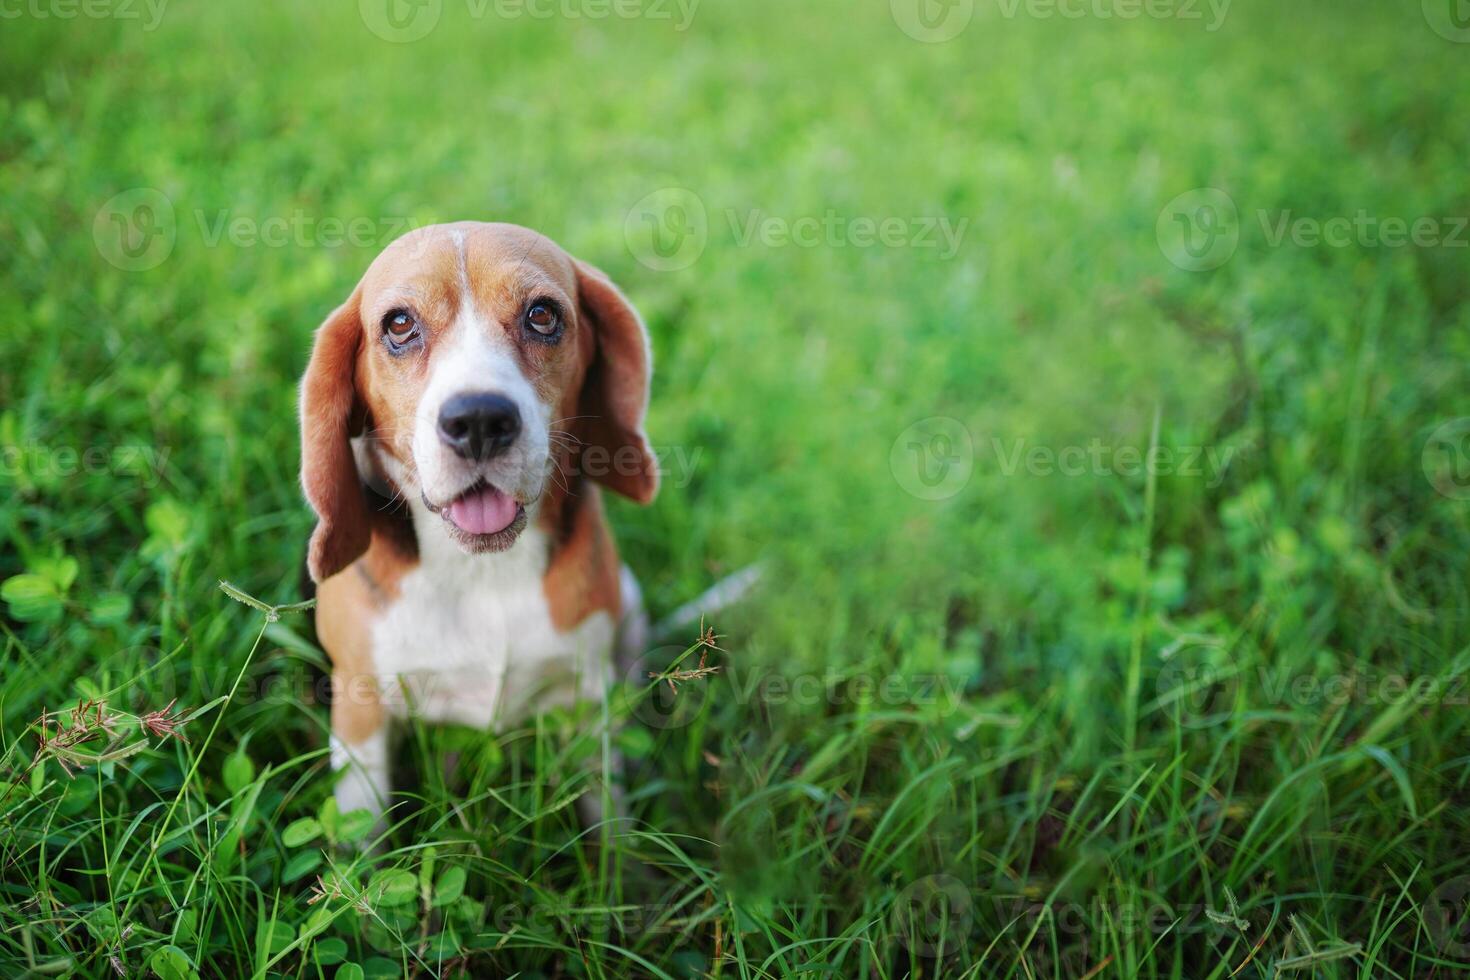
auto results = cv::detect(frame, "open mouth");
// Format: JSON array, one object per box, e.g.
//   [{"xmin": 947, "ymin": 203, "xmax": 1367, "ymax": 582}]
[{"xmin": 430, "ymin": 481, "xmax": 527, "ymax": 551}]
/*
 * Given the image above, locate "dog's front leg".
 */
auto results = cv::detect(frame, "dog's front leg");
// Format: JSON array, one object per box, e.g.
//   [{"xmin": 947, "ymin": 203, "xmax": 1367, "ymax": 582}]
[{"xmin": 330, "ymin": 671, "xmax": 390, "ymax": 831}]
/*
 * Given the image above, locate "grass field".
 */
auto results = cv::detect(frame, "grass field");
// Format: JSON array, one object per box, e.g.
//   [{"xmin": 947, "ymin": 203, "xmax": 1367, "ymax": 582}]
[{"xmin": 3, "ymin": 0, "xmax": 1470, "ymax": 976}]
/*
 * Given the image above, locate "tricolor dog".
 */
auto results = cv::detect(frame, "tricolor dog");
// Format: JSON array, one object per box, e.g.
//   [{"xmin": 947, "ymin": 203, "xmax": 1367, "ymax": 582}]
[{"xmin": 299, "ymin": 222, "xmax": 657, "ymax": 825}]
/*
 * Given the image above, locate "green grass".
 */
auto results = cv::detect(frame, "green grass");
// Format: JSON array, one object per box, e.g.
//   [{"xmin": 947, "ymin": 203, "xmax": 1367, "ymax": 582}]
[{"xmin": 3, "ymin": 0, "xmax": 1470, "ymax": 975}]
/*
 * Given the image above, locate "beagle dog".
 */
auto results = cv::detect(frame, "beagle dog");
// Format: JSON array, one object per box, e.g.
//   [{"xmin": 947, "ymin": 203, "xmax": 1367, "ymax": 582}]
[{"xmin": 299, "ymin": 222, "xmax": 657, "ymax": 825}]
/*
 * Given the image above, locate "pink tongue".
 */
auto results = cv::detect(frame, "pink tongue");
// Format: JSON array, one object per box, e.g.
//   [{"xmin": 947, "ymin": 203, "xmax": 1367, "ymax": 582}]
[{"xmin": 446, "ymin": 485, "xmax": 519, "ymax": 535}]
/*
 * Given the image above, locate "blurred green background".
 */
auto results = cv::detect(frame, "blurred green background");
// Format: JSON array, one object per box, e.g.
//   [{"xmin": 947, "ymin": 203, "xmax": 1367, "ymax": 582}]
[{"xmin": 2, "ymin": 0, "xmax": 1469, "ymax": 976}]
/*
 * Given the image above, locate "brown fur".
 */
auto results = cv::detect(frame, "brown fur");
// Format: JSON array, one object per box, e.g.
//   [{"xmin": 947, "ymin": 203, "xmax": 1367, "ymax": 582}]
[
  {"xmin": 572, "ymin": 261, "xmax": 659, "ymax": 505},
  {"xmin": 300, "ymin": 292, "xmax": 372, "ymax": 584},
  {"xmin": 538, "ymin": 479, "xmax": 623, "ymax": 631},
  {"xmin": 316, "ymin": 571, "xmax": 384, "ymax": 745}
]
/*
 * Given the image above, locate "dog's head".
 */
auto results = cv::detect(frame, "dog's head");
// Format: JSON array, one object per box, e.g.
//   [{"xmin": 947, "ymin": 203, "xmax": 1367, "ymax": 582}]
[{"xmin": 299, "ymin": 222, "xmax": 657, "ymax": 583}]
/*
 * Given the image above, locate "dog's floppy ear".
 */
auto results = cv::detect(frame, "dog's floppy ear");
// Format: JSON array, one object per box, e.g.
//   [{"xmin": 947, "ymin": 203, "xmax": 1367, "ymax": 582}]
[
  {"xmin": 299, "ymin": 289, "xmax": 371, "ymax": 583},
  {"xmin": 574, "ymin": 260, "xmax": 659, "ymax": 504}
]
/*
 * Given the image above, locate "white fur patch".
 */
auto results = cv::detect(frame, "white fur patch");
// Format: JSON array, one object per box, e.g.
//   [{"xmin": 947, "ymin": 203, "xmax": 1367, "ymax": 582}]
[
  {"xmin": 369, "ymin": 500, "xmax": 616, "ymax": 730},
  {"xmin": 411, "ymin": 306, "xmax": 552, "ymax": 509},
  {"xmin": 331, "ymin": 730, "xmax": 390, "ymax": 821}
]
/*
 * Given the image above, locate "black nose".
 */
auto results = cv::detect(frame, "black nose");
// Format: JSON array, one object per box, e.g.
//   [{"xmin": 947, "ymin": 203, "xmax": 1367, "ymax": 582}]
[{"xmin": 437, "ymin": 392, "xmax": 521, "ymax": 460}]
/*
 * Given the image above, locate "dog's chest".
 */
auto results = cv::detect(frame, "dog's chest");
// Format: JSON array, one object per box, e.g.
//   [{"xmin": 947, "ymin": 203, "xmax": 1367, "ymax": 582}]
[{"xmin": 369, "ymin": 526, "xmax": 614, "ymax": 729}]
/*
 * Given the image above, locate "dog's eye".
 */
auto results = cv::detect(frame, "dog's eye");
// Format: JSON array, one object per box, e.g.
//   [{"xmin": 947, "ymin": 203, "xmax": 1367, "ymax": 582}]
[
  {"xmin": 525, "ymin": 302, "xmax": 560, "ymax": 337},
  {"xmin": 384, "ymin": 311, "xmax": 418, "ymax": 343}
]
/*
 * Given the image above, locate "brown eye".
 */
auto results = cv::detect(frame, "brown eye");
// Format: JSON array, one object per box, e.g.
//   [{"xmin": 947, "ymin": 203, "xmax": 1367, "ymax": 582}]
[
  {"xmin": 526, "ymin": 302, "xmax": 560, "ymax": 336},
  {"xmin": 384, "ymin": 311, "xmax": 418, "ymax": 343}
]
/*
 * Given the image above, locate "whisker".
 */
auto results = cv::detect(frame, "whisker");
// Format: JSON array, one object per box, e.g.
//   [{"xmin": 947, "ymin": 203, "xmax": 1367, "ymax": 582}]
[{"xmin": 547, "ymin": 428, "xmax": 586, "ymax": 449}]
